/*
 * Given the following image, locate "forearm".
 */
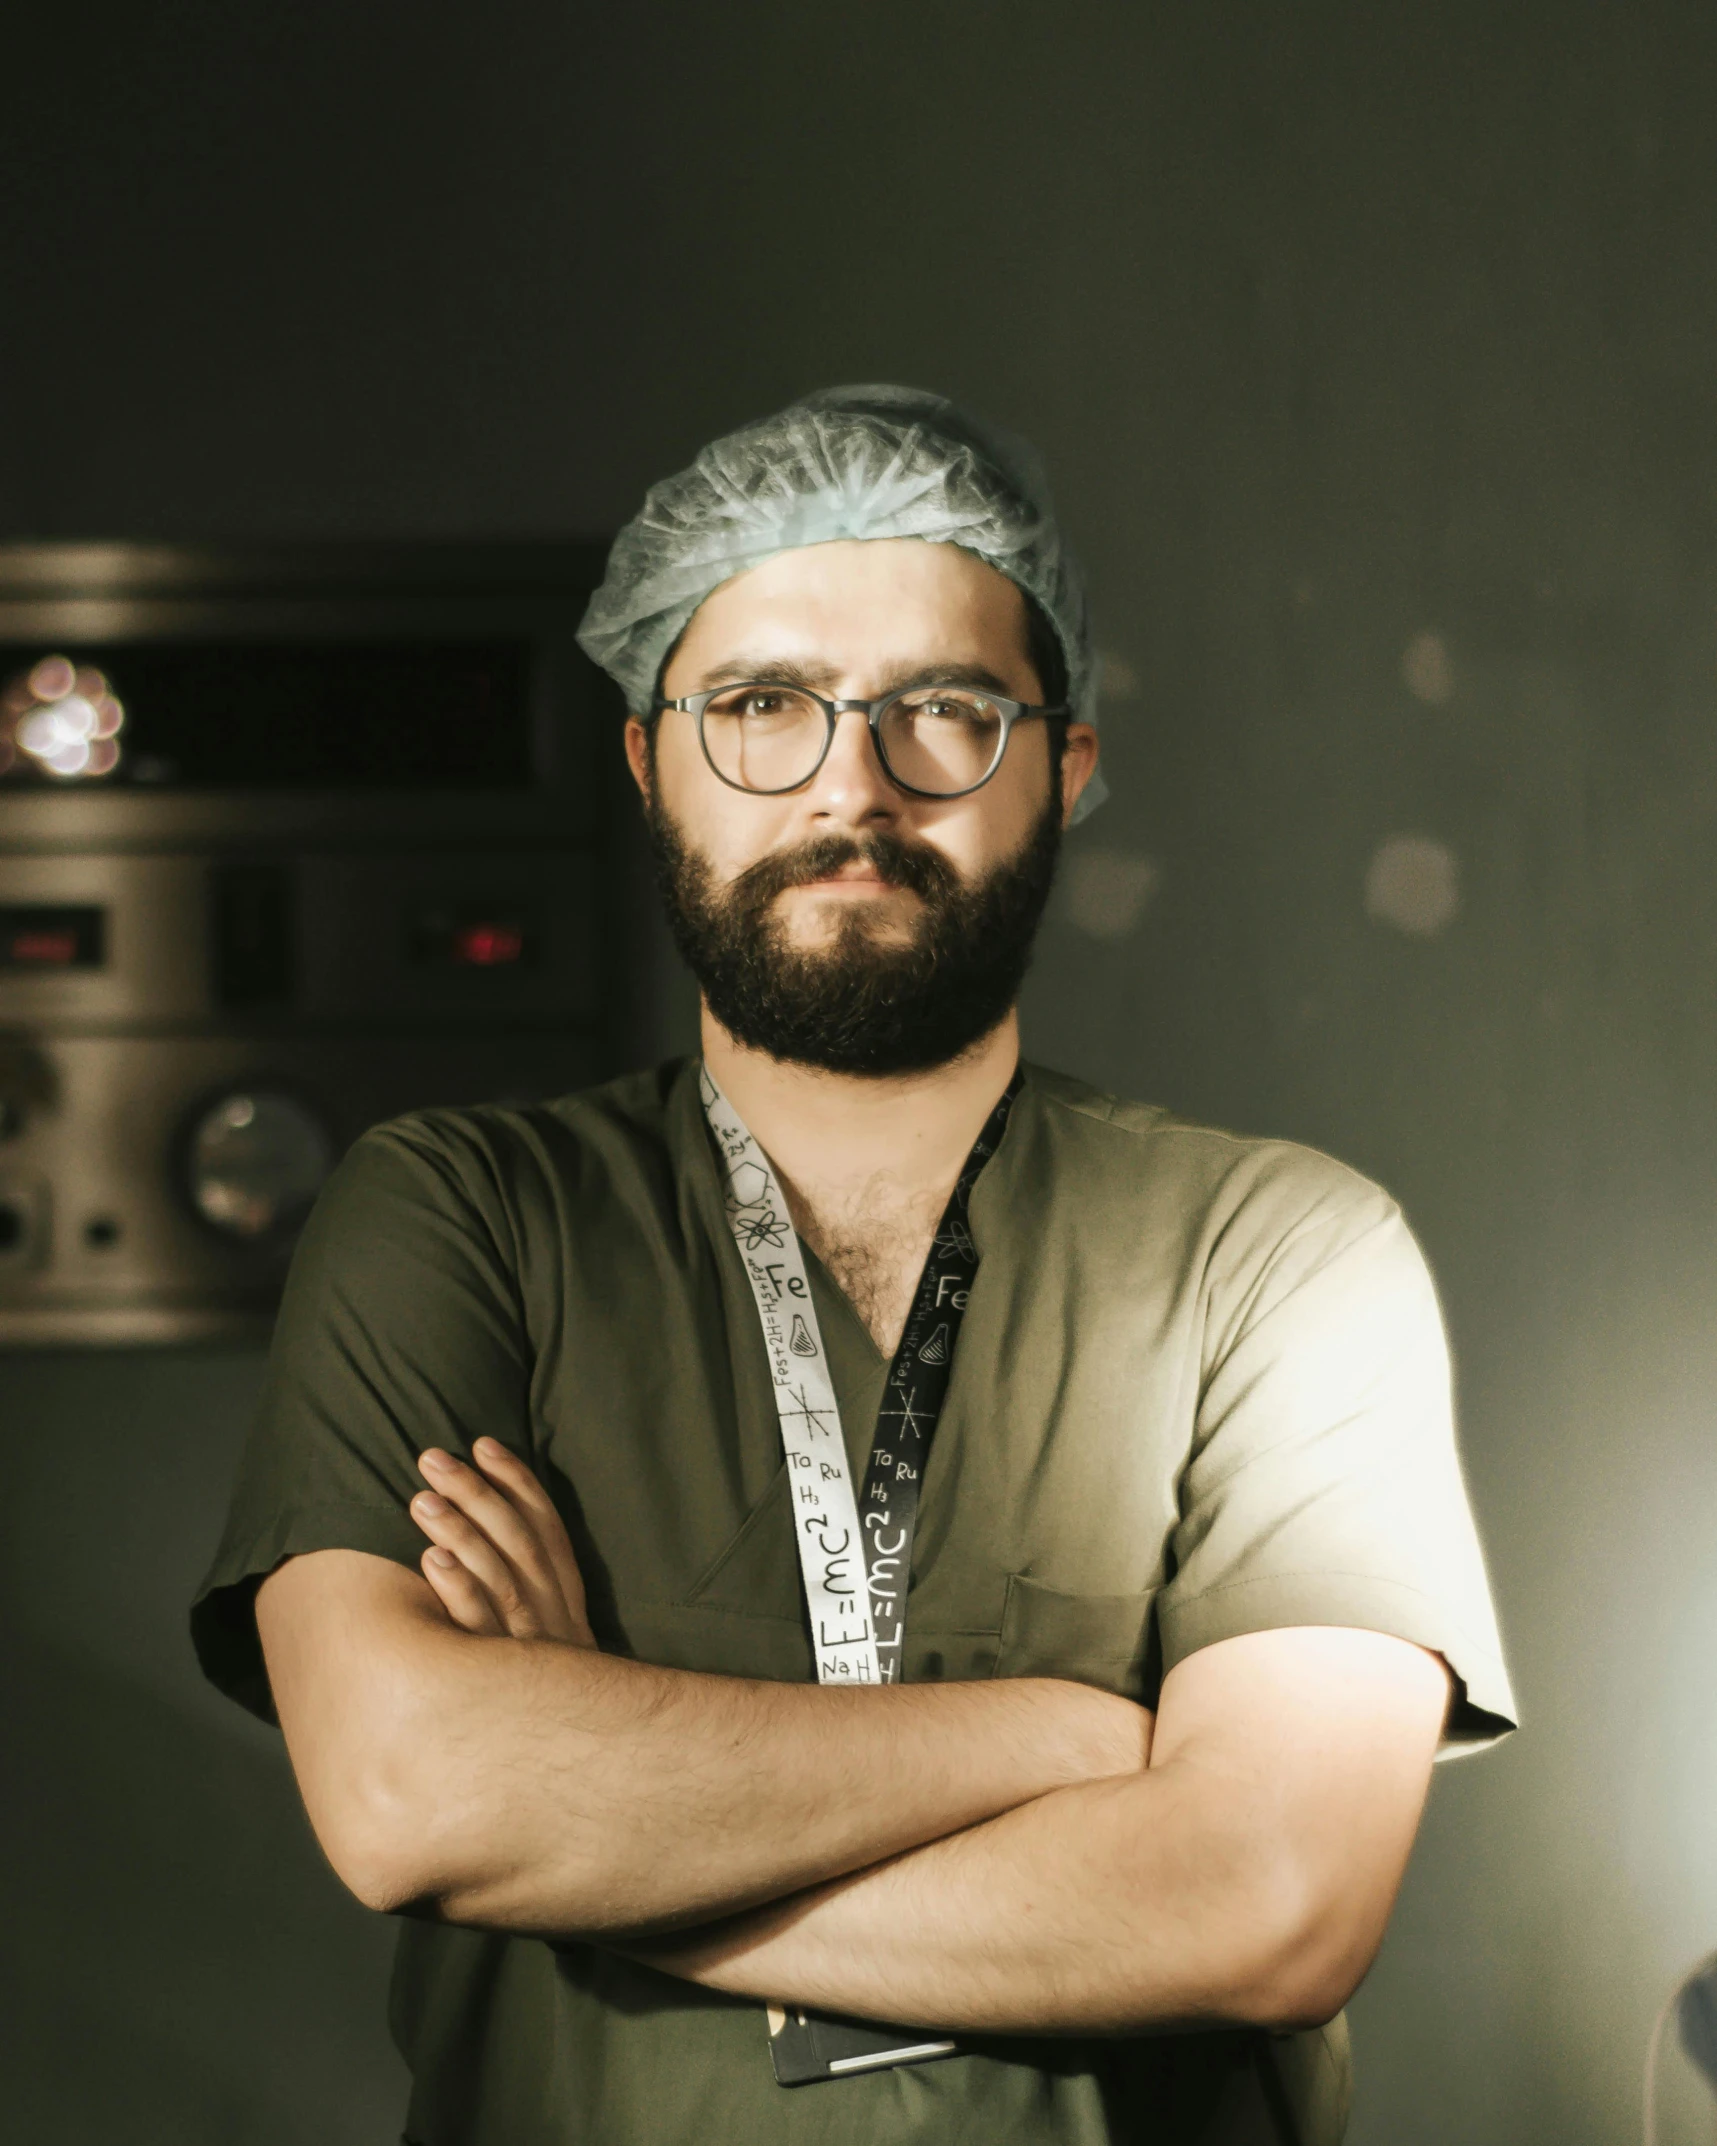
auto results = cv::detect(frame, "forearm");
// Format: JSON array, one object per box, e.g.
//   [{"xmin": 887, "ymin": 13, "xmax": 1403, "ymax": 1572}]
[
  {"xmin": 625, "ymin": 1629, "xmax": 1448, "ymax": 2037},
  {"xmin": 407, "ymin": 1641, "xmax": 1140, "ymax": 1937},
  {"xmin": 260, "ymin": 1553, "xmax": 1149, "ymax": 1938},
  {"xmin": 624, "ymin": 1760, "xmax": 1312, "ymax": 2036}
]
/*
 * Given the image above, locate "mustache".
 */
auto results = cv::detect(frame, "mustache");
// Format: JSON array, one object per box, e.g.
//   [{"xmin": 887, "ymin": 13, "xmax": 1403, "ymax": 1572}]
[
  {"xmin": 643, "ymin": 793, "xmax": 1062, "ymax": 1075},
  {"xmin": 728, "ymin": 832, "xmax": 959, "ymax": 911}
]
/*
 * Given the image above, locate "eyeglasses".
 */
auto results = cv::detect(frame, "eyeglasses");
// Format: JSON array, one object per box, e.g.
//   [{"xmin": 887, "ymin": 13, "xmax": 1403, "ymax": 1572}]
[{"xmin": 649, "ymin": 681, "xmax": 1067, "ymax": 799}]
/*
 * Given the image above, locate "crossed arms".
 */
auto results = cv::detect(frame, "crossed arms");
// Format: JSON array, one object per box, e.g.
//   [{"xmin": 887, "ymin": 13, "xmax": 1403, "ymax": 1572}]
[{"xmin": 256, "ymin": 1438, "xmax": 1450, "ymax": 2037}]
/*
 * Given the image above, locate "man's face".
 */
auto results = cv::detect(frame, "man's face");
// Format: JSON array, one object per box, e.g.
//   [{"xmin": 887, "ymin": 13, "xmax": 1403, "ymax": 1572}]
[{"xmin": 626, "ymin": 537, "xmax": 1099, "ymax": 1074}]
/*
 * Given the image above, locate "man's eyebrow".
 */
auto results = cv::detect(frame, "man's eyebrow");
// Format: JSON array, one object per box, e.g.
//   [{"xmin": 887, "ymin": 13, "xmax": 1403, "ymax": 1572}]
[
  {"xmin": 873, "ymin": 662, "xmax": 1019, "ymax": 698},
  {"xmin": 693, "ymin": 656, "xmax": 844, "ymax": 690},
  {"xmin": 690, "ymin": 657, "xmax": 1022, "ymax": 697}
]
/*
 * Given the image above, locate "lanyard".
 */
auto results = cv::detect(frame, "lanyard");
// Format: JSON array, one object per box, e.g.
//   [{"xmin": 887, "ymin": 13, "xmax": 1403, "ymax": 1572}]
[{"xmin": 699, "ymin": 1063, "xmax": 1019, "ymax": 1685}]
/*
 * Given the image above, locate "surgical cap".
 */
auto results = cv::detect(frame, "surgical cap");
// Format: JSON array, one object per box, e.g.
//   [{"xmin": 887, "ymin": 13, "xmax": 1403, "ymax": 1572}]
[{"xmin": 577, "ymin": 383, "xmax": 1107, "ymax": 821}]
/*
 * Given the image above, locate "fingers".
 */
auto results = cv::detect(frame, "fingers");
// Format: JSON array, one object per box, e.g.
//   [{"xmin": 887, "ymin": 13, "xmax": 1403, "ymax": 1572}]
[
  {"xmin": 411, "ymin": 1439, "xmax": 592, "ymax": 1646},
  {"xmin": 464, "ymin": 1438, "xmax": 591, "ymax": 1631},
  {"xmin": 421, "ymin": 1545, "xmax": 506, "ymax": 1636},
  {"xmin": 411, "ymin": 1485, "xmax": 549, "ymax": 1636},
  {"xmin": 418, "ymin": 1442, "xmax": 561, "ymax": 1589}
]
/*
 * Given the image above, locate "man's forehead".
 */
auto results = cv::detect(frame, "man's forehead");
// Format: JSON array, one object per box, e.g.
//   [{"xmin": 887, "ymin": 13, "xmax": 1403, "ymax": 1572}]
[{"xmin": 670, "ymin": 538, "xmax": 1032, "ymax": 680}]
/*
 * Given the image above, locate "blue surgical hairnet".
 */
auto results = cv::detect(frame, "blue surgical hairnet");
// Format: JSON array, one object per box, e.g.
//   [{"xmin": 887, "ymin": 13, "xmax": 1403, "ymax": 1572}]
[{"xmin": 577, "ymin": 383, "xmax": 1107, "ymax": 821}]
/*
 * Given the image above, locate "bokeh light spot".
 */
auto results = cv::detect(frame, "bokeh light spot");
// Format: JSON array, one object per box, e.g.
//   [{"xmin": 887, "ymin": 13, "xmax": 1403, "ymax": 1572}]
[
  {"xmin": 1096, "ymin": 649, "xmax": 1141, "ymax": 702},
  {"xmin": 1365, "ymin": 834, "xmax": 1461, "ymax": 937},
  {"xmin": 1062, "ymin": 846, "xmax": 1162, "ymax": 940},
  {"xmin": 1402, "ymin": 630, "xmax": 1455, "ymax": 704},
  {"xmin": 1, "ymin": 654, "xmax": 126, "ymax": 781}
]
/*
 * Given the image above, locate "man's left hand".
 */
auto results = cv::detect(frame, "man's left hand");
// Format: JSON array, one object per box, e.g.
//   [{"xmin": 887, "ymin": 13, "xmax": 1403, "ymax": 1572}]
[{"xmin": 410, "ymin": 1438, "xmax": 596, "ymax": 1648}]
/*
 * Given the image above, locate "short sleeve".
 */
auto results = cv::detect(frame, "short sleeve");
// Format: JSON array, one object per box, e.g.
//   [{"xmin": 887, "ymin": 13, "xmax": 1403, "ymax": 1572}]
[
  {"xmin": 190, "ymin": 1114, "xmax": 534, "ymax": 1722},
  {"xmin": 1155, "ymin": 1166, "xmax": 1516, "ymax": 1753}
]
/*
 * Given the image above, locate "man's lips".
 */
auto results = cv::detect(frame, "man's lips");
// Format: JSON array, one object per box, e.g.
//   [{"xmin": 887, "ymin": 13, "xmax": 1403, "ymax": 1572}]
[
  {"xmin": 787, "ymin": 875, "xmax": 910, "ymax": 897},
  {"xmin": 786, "ymin": 866, "xmax": 902, "ymax": 891}
]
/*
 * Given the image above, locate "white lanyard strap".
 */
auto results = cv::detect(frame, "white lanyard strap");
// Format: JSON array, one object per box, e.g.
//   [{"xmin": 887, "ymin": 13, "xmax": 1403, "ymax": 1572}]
[{"xmin": 700, "ymin": 1065, "xmax": 880, "ymax": 1685}]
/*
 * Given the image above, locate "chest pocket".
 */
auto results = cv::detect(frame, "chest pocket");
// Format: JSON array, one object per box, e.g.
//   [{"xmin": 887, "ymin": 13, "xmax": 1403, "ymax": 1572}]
[
  {"xmin": 634, "ymin": 1476, "xmax": 1162, "ymax": 1701},
  {"xmin": 991, "ymin": 1573, "xmax": 1160, "ymax": 1702},
  {"xmin": 609, "ymin": 1465, "xmax": 817, "ymax": 1683}
]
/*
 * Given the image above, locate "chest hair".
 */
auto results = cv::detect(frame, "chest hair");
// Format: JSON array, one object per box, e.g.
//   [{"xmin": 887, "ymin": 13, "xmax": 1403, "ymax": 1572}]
[{"xmin": 791, "ymin": 1177, "xmax": 948, "ymax": 1358}]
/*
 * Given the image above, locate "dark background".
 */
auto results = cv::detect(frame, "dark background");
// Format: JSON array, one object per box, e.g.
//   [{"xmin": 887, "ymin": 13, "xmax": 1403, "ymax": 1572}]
[{"xmin": 5, "ymin": 3, "xmax": 1717, "ymax": 2139}]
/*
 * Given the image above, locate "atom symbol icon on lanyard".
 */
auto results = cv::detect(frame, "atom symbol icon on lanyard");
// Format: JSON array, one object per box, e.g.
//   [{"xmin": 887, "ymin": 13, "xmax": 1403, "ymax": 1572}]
[{"xmin": 738, "ymin": 1206, "xmax": 789, "ymax": 1251}]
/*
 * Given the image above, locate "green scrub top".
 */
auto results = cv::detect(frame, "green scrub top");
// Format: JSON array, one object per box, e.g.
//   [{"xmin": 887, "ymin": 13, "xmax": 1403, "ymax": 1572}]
[{"xmin": 192, "ymin": 1058, "xmax": 1515, "ymax": 2146}]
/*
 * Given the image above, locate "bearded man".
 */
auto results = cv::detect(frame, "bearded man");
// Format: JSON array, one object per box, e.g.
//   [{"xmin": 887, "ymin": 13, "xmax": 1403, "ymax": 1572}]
[{"xmin": 193, "ymin": 386, "xmax": 1515, "ymax": 2146}]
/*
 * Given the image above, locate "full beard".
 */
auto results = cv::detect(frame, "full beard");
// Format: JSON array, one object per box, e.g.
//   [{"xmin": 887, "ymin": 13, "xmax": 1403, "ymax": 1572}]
[{"xmin": 644, "ymin": 797, "xmax": 1063, "ymax": 1077}]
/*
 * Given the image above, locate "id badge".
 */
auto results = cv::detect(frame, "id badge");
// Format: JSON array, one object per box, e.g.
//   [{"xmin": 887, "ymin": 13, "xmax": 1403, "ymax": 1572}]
[{"xmin": 766, "ymin": 2003, "xmax": 958, "ymax": 2085}]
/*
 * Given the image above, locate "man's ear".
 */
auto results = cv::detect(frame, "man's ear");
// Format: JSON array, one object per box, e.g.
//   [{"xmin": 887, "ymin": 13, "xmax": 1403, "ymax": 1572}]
[
  {"xmin": 1058, "ymin": 723, "xmax": 1100, "ymax": 828},
  {"xmin": 623, "ymin": 716, "xmax": 653, "ymax": 803}
]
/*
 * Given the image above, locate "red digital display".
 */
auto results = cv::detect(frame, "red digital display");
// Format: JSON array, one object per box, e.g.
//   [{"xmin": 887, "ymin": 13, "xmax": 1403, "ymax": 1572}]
[
  {"xmin": 409, "ymin": 904, "xmax": 533, "ymax": 972},
  {"xmin": 10, "ymin": 930, "xmax": 78, "ymax": 965},
  {"xmin": 450, "ymin": 922, "xmax": 526, "ymax": 966},
  {"xmin": 0, "ymin": 905, "xmax": 106, "ymax": 969}
]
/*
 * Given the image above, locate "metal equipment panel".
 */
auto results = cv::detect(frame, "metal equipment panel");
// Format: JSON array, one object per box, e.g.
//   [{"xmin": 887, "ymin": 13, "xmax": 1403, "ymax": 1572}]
[{"xmin": 0, "ymin": 541, "xmax": 631, "ymax": 1348}]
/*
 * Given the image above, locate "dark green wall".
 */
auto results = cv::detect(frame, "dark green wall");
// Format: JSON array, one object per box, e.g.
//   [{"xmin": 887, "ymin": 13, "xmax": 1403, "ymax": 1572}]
[
  {"xmin": 6, "ymin": 4, "xmax": 1717, "ymax": 2138},
  {"xmin": 1, "ymin": 1352, "xmax": 406, "ymax": 2142}
]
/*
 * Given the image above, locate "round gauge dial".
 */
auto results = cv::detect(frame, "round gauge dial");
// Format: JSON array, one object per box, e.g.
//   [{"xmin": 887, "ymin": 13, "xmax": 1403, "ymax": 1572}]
[{"xmin": 186, "ymin": 1090, "xmax": 334, "ymax": 1241}]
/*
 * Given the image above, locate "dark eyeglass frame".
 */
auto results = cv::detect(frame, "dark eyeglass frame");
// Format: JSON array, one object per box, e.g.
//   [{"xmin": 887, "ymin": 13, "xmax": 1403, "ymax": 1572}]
[{"xmin": 647, "ymin": 682, "xmax": 1070, "ymax": 800}]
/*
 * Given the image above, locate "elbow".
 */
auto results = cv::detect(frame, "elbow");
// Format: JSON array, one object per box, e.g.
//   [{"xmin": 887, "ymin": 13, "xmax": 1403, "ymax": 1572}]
[
  {"xmin": 1218, "ymin": 1867, "xmax": 1383, "ymax": 2033},
  {"xmin": 293, "ymin": 1691, "xmax": 470, "ymax": 1916},
  {"xmin": 308, "ymin": 1737, "xmax": 616, "ymax": 1934},
  {"xmin": 312, "ymin": 1749, "xmax": 448, "ymax": 1916},
  {"xmin": 328, "ymin": 1825, "xmax": 436, "ymax": 1920},
  {"xmin": 334, "ymin": 1852, "xmax": 422, "ymax": 1919},
  {"xmin": 1234, "ymin": 1957, "xmax": 1361, "ymax": 2036}
]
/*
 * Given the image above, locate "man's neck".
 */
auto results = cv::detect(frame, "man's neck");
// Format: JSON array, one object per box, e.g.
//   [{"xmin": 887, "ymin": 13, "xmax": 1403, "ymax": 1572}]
[
  {"xmin": 700, "ymin": 1006, "xmax": 1019, "ymax": 1210},
  {"xmin": 700, "ymin": 1007, "xmax": 1020, "ymax": 1354}
]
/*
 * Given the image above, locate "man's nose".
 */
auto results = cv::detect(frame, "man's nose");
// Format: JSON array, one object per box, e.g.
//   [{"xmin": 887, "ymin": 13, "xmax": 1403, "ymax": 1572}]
[{"xmin": 803, "ymin": 705, "xmax": 902, "ymax": 823}]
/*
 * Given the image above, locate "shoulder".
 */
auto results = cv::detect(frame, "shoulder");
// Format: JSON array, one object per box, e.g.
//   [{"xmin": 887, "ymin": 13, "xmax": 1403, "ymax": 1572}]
[
  {"xmin": 1020, "ymin": 1062, "xmax": 1401, "ymax": 1247},
  {"xmin": 352, "ymin": 1061, "xmax": 686, "ymax": 1194},
  {"xmin": 309, "ymin": 1060, "xmax": 696, "ymax": 1265}
]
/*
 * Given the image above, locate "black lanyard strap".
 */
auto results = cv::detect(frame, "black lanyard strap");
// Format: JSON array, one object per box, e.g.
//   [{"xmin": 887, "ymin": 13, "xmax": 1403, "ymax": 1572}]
[{"xmin": 858, "ymin": 1071, "xmax": 1020, "ymax": 1678}]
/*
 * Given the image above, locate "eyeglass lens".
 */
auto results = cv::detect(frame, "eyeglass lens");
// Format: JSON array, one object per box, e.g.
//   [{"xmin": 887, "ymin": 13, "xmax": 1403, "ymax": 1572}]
[{"xmin": 699, "ymin": 686, "xmax": 1005, "ymax": 795}]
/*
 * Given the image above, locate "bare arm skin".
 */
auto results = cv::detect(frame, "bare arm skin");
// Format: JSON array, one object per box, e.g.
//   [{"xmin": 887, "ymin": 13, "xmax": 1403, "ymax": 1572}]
[
  {"xmin": 385, "ymin": 1438, "xmax": 1450, "ymax": 2033},
  {"xmin": 624, "ymin": 1625, "xmax": 1450, "ymax": 2033},
  {"xmin": 255, "ymin": 1445, "xmax": 1151, "ymax": 1936}
]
